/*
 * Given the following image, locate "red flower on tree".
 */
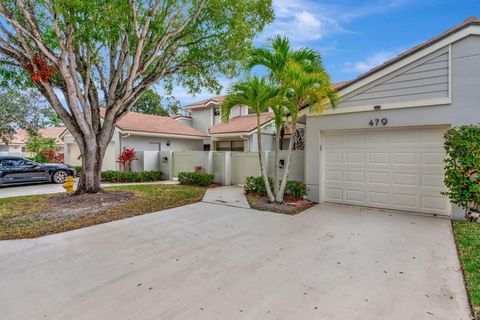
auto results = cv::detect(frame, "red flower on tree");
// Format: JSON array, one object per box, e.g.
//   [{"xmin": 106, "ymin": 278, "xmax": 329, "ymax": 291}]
[{"xmin": 26, "ymin": 55, "xmax": 55, "ymax": 83}]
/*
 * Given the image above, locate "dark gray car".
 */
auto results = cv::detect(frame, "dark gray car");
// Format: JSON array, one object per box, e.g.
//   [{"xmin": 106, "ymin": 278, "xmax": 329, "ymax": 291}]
[{"xmin": 0, "ymin": 156, "xmax": 75, "ymax": 186}]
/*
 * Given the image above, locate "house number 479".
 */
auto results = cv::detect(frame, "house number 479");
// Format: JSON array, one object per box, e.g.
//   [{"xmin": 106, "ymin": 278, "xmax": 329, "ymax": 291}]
[{"xmin": 369, "ymin": 118, "xmax": 388, "ymax": 127}]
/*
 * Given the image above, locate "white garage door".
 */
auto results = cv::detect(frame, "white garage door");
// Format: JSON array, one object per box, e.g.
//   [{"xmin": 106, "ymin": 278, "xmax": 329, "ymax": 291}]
[{"xmin": 323, "ymin": 126, "xmax": 450, "ymax": 216}]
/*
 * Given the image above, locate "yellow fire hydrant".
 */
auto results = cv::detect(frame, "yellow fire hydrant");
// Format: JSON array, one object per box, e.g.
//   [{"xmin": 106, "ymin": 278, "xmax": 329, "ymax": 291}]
[{"xmin": 63, "ymin": 176, "xmax": 75, "ymax": 193}]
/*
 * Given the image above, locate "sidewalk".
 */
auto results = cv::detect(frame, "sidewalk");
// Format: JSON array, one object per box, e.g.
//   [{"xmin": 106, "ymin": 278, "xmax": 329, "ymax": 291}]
[{"xmin": 202, "ymin": 186, "xmax": 250, "ymax": 208}]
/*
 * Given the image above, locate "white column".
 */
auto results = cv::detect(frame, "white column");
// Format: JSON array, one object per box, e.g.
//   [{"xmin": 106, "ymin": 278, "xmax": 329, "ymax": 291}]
[{"xmin": 224, "ymin": 151, "xmax": 231, "ymax": 186}]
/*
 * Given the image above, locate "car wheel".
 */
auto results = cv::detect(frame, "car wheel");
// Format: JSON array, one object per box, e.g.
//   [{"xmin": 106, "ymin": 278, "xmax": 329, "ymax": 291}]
[{"xmin": 52, "ymin": 170, "xmax": 68, "ymax": 184}]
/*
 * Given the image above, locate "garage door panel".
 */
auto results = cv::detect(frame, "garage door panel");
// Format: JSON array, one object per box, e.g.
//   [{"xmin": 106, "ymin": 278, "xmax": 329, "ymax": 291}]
[
  {"xmin": 392, "ymin": 173, "xmax": 417, "ymax": 186},
  {"xmin": 368, "ymin": 172, "xmax": 390, "ymax": 185},
  {"xmin": 422, "ymin": 174, "xmax": 444, "ymax": 187},
  {"xmin": 345, "ymin": 171, "xmax": 365, "ymax": 183},
  {"xmin": 346, "ymin": 152, "xmax": 365, "ymax": 164},
  {"xmin": 323, "ymin": 127, "xmax": 450, "ymax": 216},
  {"xmin": 368, "ymin": 152, "xmax": 389, "ymax": 165}
]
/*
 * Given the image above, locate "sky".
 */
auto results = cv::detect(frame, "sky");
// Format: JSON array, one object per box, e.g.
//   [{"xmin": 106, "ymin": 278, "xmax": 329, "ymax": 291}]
[{"xmin": 175, "ymin": 0, "xmax": 480, "ymax": 106}]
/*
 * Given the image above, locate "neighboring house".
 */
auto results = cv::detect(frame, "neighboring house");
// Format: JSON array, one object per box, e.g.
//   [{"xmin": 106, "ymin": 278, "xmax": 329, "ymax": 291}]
[
  {"xmin": 183, "ymin": 96, "xmax": 276, "ymax": 151},
  {"xmin": 300, "ymin": 16, "xmax": 480, "ymax": 219},
  {"xmin": 62, "ymin": 110, "xmax": 208, "ymax": 171},
  {"xmin": 0, "ymin": 127, "xmax": 64, "ymax": 156}
]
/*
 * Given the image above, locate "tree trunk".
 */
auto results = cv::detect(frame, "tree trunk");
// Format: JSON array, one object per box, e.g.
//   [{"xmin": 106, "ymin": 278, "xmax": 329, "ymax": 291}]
[
  {"xmin": 256, "ymin": 115, "xmax": 275, "ymax": 203},
  {"xmin": 273, "ymin": 128, "xmax": 281, "ymax": 197},
  {"xmin": 275, "ymin": 124, "xmax": 297, "ymax": 203},
  {"xmin": 75, "ymin": 141, "xmax": 105, "ymax": 194}
]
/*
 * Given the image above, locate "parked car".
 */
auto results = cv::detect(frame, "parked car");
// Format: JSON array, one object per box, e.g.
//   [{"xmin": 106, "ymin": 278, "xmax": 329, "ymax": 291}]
[{"xmin": 0, "ymin": 156, "xmax": 75, "ymax": 186}]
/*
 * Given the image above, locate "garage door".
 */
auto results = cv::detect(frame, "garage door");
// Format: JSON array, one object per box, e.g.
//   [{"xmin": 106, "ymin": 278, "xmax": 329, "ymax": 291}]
[{"xmin": 323, "ymin": 127, "xmax": 449, "ymax": 216}]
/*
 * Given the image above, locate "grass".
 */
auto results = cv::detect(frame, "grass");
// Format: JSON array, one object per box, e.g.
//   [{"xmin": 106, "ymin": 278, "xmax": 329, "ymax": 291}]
[
  {"xmin": 452, "ymin": 221, "xmax": 480, "ymax": 319},
  {"xmin": 0, "ymin": 184, "xmax": 206, "ymax": 240}
]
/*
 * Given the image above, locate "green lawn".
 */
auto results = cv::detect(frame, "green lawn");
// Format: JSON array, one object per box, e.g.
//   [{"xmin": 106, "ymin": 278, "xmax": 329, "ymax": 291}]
[
  {"xmin": 452, "ymin": 221, "xmax": 480, "ymax": 319},
  {"xmin": 0, "ymin": 184, "xmax": 205, "ymax": 240}
]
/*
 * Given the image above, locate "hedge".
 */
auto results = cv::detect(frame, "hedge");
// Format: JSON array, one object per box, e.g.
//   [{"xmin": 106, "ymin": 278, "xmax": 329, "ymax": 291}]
[
  {"xmin": 178, "ymin": 171, "xmax": 214, "ymax": 186},
  {"xmin": 101, "ymin": 170, "xmax": 164, "ymax": 183}
]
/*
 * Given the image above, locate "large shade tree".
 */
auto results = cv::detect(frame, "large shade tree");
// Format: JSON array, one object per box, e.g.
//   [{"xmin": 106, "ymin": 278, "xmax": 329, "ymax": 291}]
[
  {"xmin": 0, "ymin": 90, "xmax": 50, "ymax": 143},
  {"xmin": 0, "ymin": 0, "xmax": 273, "ymax": 193}
]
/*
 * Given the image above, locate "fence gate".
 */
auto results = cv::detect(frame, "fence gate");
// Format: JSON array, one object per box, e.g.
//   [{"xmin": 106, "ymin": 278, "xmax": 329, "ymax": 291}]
[
  {"xmin": 172, "ymin": 152, "xmax": 195, "ymax": 178},
  {"xmin": 230, "ymin": 152, "xmax": 262, "ymax": 185}
]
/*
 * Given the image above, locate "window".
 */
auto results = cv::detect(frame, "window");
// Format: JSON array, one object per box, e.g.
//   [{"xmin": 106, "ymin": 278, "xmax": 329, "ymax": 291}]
[
  {"xmin": 213, "ymin": 108, "xmax": 220, "ymax": 116},
  {"xmin": 148, "ymin": 143, "xmax": 161, "ymax": 151},
  {"xmin": 215, "ymin": 140, "xmax": 244, "ymax": 151},
  {"xmin": 203, "ymin": 144, "xmax": 211, "ymax": 151}
]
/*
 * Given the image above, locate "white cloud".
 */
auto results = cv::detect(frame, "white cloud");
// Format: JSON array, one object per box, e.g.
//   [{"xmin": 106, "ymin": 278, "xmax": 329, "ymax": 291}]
[
  {"xmin": 342, "ymin": 51, "xmax": 399, "ymax": 73},
  {"xmin": 260, "ymin": 0, "xmax": 412, "ymax": 44}
]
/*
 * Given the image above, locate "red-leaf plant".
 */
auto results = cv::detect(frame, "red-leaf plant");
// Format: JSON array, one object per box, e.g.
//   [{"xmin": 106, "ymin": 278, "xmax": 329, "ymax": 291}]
[
  {"xmin": 41, "ymin": 150, "xmax": 64, "ymax": 163},
  {"xmin": 194, "ymin": 165, "xmax": 204, "ymax": 173},
  {"xmin": 117, "ymin": 148, "xmax": 138, "ymax": 172}
]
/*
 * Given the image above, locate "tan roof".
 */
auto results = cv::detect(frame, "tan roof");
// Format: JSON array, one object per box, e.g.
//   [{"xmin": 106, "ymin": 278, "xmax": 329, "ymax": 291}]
[
  {"xmin": 10, "ymin": 127, "xmax": 65, "ymax": 145},
  {"xmin": 184, "ymin": 96, "xmax": 225, "ymax": 109},
  {"xmin": 339, "ymin": 16, "xmax": 480, "ymax": 91},
  {"xmin": 209, "ymin": 113, "xmax": 273, "ymax": 134},
  {"xmin": 100, "ymin": 109, "xmax": 208, "ymax": 138}
]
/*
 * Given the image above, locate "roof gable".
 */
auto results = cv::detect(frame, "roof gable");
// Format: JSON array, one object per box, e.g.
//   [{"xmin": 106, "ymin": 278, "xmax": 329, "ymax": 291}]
[
  {"xmin": 209, "ymin": 113, "xmax": 273, "ymax": 135},
  {"xmin": 100, "ymin": 109, "xmax": 208, "ymax": 138},
  {"xmin": 338, "ymin": 16, "xmax": 480, "ymax": 93}
]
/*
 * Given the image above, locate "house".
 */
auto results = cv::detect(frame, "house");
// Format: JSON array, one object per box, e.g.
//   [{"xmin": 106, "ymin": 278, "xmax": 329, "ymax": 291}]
[
  {"xmin": 300, "ymin": 16, "xmax": 480, "ymax": 219},
  {"xmin": 62, "ymin": 110, "xmax": 208, "ymax": 171},
  {"xmin": 0, "ymin": 127, "xmax": 65, "ymax": 156},
  {"xmin": 183, "ymin": 96, "xmax": 276, "ymax": 151}
]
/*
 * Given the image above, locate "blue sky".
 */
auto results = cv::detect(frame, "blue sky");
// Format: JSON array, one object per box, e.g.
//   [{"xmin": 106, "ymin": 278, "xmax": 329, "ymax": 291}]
[{"xmin": 174, "ymin": 0, "xmax": 480, "ymax": 106}]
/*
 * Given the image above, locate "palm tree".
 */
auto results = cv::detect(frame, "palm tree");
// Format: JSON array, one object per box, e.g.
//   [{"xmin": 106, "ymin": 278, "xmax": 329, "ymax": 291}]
[
  {"xmin": 248, "ymin": 36, "xmax": 337, "ymax": 203},
  {"xmin": 222, "ymin": 76, "xmax": 280, "ymax": 203},
  {"xmin": 275, "ymin": 60, "xmax": 338, "ymax": 202}
]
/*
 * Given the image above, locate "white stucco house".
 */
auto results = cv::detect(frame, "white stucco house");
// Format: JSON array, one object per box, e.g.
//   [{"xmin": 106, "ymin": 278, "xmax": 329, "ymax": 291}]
[
  {"xmin": 300, "ymin": 16, "xmax": 480, "ymax": 219},
  {"xmin": 183, "ymin": 96, "xmax": 278, "ymax": 152},
  {"xmin": 62, "ymin": 110, "xmax": 208, "ymax": 171},
  {"xmin": 0, "ymin": 127, "xmax": 64, "ymax": 156}
]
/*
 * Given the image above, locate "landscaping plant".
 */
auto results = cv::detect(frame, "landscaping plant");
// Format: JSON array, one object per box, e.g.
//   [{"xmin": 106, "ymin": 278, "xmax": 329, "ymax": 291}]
[
  {"xmin": 240, "ymin": 36, "xmax": 338, "ymax": 203},
  {"xmin": 0, "ymin": 0, "xmax": 273, "ymax": 194},
  {"xmin": 117, "ymin": 148, "xmax": 138, "ymax": 172},
  {"xmin": 178, "ymin": 171, "xmax": 214, "ymax": 186},
  {"xmin": 244, "ymin": 176, "xmax": 308, "ymax": 200},
  {"xmin": 101, "ymin": 171, "xmax": 163, "ymax": 183},
  {"xmin": 444, "ymin": 124, "xmax": 480, "ymax": 222},
  {"xmin": 222, "ymin": 76, "xmax": 281, "ymax": 202}
]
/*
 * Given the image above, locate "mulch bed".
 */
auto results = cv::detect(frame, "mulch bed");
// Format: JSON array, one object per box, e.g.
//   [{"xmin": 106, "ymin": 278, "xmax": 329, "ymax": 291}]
[
  {"xmin": 42, "ymin": 191, "xmax": 135, "ymax": 219},
  {"xmin": 246, "ymin": 193, "xmax": 316, "ymax": 215}
]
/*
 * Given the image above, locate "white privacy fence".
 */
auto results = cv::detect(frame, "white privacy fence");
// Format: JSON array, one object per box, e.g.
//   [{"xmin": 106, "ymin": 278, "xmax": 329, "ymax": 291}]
[{"xmin": 137, "ymin": 150, "xmax": 305, "ymax": 185}]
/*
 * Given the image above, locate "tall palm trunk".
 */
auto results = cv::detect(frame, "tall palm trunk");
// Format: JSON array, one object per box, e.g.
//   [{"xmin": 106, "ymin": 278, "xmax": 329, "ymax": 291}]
[
  {"xmin": 275, "ymin": 123, "xmax": 297, "ymax": 203},
  {"xmin": 273, "ymin": 129, "xmax": 281, "ymax": 196},
  {"xmin": 256, "ymin": 115, "xmax": 275, "ymax": 202}
]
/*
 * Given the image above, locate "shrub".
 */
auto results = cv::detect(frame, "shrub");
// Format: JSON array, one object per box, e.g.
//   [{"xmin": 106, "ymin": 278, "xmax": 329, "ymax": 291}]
[
  {"xmin": 40, "ymin": 150, "xmax": 64, "ymax": 163},
  {"xmin": 178, "ymin": 171, "xmax": 214, "ymax": 186},
  {"xmin": 101, "ymin": 171, "xmax": 163, "ymax": 183},
  {"xmin": 117, "ymin": 148, "xmax": 138, "ymax": 172},
  {"xmin": 444, "ymin": 124, "xmax": 480, "ymax": 221},
  {"xmin": 33, "ymin": 153, "xmax": 48, "ymax": 163},
  {"xmin": 244, "ymin": 176, "xmax": 308, "ymax": 200},
  {"xmin": 75, "ymin": 166, "xmax": 83, "ymax": 175},
  {"xmin": 286, "ymin": 181, "xmax": 308, "ymax": 200},
  {"xmin": 244, "ymin": 176, "xmax": 273, "ymax": 195}
]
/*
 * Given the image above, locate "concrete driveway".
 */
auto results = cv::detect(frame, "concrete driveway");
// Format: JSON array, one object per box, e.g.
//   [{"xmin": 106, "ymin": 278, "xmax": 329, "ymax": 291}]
[{"xmin": 0, "ymin": 203, "xmax": 471, "ymax": 320}]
